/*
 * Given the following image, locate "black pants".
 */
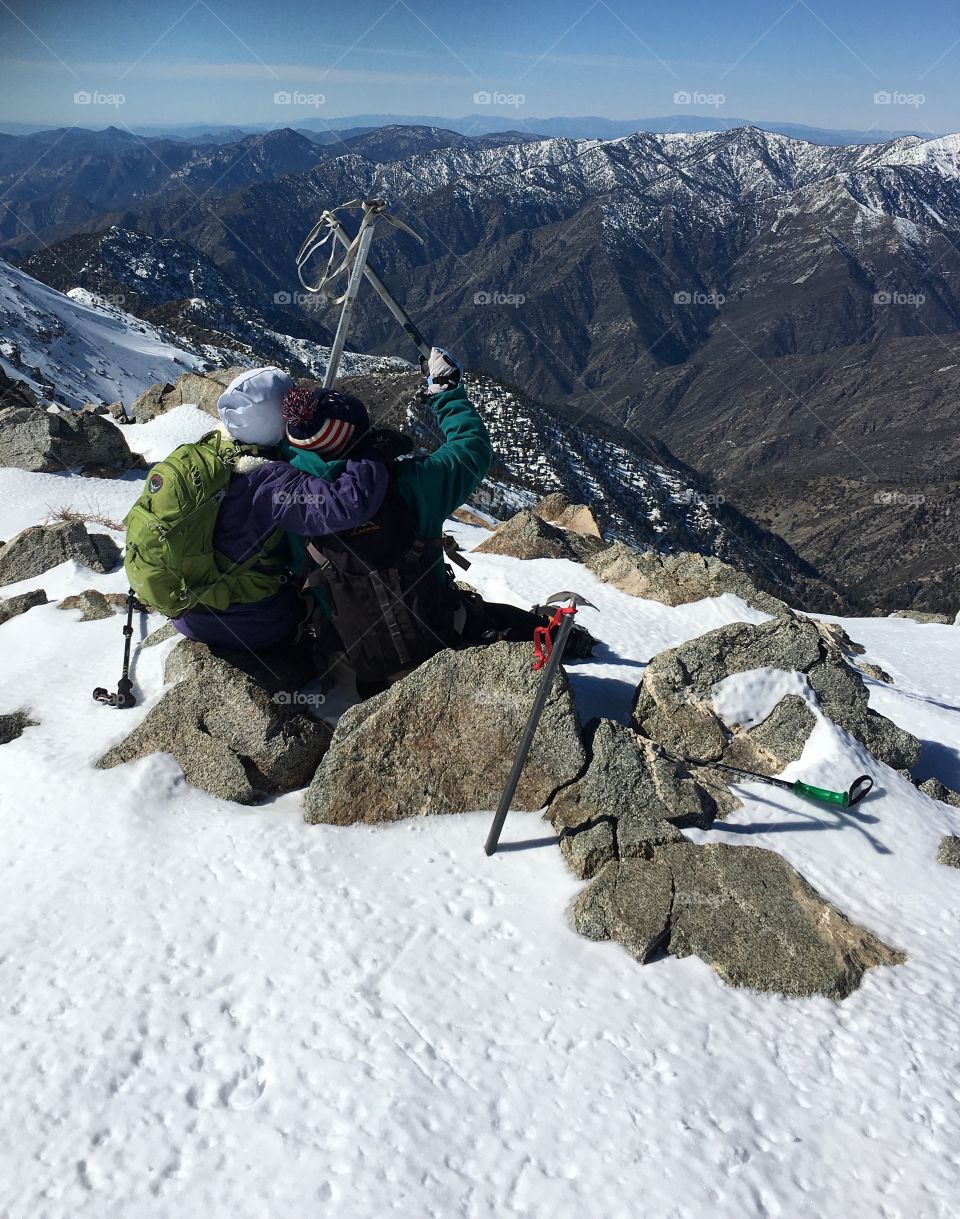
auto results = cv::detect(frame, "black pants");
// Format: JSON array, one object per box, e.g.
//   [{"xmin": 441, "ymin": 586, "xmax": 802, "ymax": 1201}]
[
  {"xmin": 207, "ymin": 632, "xmax": 322, "ymax": 697},
  {"xmin": 213, "ymin": 596, "xmax": 594, "ymax": 702}
]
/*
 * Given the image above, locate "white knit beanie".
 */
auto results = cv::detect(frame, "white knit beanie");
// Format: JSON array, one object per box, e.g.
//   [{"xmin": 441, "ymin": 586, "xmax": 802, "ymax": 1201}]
[{"xmin": 216, "ymin": 367, "xmax": 295, "ymax": 446}]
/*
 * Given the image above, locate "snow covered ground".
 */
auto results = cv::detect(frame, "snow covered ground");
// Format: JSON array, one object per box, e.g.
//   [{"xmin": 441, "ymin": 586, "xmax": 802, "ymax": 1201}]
[{"xmin": 2, "ymin": 408, "xmax": 960, "ymax": 1218}]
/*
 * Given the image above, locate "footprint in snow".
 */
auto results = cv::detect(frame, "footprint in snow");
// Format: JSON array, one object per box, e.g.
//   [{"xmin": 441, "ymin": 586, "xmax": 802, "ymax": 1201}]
[{"xmin": 218, "ymin": 1054, "xmax": 268, "ymax": 1110}]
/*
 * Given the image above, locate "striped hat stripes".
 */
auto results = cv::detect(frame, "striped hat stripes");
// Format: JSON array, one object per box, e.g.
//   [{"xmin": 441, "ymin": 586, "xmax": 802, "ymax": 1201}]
[
  {"xmin": 294, "ymin": 414, "xmax": 356, "ymax": 456},
  {"xmin": 282, "ymin": 385, "xmax": 370, "ymax": 458}
]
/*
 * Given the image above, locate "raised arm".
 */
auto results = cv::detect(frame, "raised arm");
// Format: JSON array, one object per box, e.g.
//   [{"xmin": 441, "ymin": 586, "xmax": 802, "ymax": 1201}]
[{"xmin": 413, "ymin": 349, "xmax": 493, "ymax": 520}]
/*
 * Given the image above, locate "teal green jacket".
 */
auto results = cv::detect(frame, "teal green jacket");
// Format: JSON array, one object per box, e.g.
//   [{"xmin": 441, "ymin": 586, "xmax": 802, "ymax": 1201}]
[{"xmin": 282, "ymin": 383, "xmax": 493, "ymax": 596}]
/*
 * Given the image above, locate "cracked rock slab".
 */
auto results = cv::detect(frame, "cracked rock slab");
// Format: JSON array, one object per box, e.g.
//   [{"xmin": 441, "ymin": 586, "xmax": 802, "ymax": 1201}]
[
  {"xmin": 305, "ymin": 643, "xmax": 586, "ymax": 825},
  {"xmin": 98, "ymin": 641, "xmax": 329, "ymax": 804},
  {"xmin": 573, "ymin": 858, "xmax": 674, "ymax": 963},
  {"xmin": 574, "ymin": 843, "xmax": 905, "ymax": 998},
  {"xmin": 546, "ymin": 719, "xmax": 709, "ymax": 879}
]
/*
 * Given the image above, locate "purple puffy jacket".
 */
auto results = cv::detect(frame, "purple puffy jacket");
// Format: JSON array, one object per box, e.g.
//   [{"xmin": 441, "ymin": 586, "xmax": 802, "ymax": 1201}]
[{"xmin": 173, "ymin": 451, "xmax": 388, "ymax": 651}]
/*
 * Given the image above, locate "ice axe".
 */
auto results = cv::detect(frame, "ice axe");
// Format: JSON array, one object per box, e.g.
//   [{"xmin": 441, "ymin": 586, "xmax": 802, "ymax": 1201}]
[
  {"xmin": 680, "ymin": 756, "xmax": 875, "ymax": 810},
  {"xmin": 485, "ymin": 593, "xmax": 596, "ymax": 856},
  {"xmin": 295, "ymin": 197, "xmax": 432, "ymax": 385}
]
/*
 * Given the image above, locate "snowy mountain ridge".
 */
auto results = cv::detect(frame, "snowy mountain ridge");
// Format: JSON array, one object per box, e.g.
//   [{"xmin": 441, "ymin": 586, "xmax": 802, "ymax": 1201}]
[
  {"xmin": 0, "ymin": 258, "xmax": 832, "ymax": 609},
  {"xmin": 285, "ymin": 124, "xmax": 960, "ymax": 234},
  {"xmin": 0, "ymin": 255, "xmax": 409, "ymax": 409}
]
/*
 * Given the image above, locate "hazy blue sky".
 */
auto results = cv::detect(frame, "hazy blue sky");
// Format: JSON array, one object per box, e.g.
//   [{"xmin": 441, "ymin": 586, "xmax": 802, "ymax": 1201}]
[{"xmin": 1, "ymin": 0, "xmax": 958, "ymax": 132}]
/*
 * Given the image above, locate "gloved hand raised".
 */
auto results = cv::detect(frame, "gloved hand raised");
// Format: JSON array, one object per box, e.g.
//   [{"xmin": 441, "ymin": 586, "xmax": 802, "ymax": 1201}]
[{"xmin": 421, "ymin": 347, "xmax": 463, "ymax": 394}]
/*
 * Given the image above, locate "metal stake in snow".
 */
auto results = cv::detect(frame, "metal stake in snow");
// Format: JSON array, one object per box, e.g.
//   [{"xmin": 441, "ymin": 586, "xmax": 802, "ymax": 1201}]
[
  {"xmin": 485, "ymin": 593, "xmax": 594, "ymax": 856},
  {"xmin": 296, "ymin": 197, "xmax": 431, "ymax": 380},
  {"xmin": 321, "ymin": 203, "xmax": 378, "ymax": 388},
  {"xmin": 320, "ymin": 210, "xmax": 431, "ymax": 361}
]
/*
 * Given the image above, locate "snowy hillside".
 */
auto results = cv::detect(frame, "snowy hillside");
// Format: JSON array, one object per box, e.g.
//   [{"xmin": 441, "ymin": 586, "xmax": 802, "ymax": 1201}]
[
  {"xmin": 2, "ymin": 405, "xmax": 960, "ymax": 1217},
  {"xmin": 0, "ymin": 255, "xmax": 411, "ymax": 409},
  {"xmin": 0, "ymin": 256, "xmax": 210, "ymax": 408}
]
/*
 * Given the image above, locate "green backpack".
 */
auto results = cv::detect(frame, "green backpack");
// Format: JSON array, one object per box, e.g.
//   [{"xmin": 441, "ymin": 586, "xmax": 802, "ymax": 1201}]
[{"xmin": 124, "ymin": 430, "xmax": 284, "ymax": 617}]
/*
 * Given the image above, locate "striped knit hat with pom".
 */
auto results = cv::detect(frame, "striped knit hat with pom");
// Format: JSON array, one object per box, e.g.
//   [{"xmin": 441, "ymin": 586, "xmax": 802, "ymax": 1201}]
[{"xmin": 281, "ymin": 386, "xmax": 370, "ymax": 458}]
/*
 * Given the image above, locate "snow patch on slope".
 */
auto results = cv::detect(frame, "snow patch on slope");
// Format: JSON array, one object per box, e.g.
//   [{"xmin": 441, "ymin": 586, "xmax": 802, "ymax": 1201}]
[{"xmin": 0, "ymin": 259, "xmax": 210, "ymax": 408}]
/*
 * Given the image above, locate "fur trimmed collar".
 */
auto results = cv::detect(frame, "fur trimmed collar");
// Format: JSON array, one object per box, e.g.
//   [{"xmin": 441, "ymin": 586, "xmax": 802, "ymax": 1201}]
[
  {"xmin": 234, "ymin": 452, "xmax": 273, "ymax": 473},
  {"xmin": 215, "ymin": 422, "xmax": 275, "ymax": 472}
]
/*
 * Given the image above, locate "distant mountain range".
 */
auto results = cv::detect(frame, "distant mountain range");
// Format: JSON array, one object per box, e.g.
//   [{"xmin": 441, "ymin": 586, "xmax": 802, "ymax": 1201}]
[
  {"xmin": 0, "ymin": 115, "xmax": 933, "ymax": 145},
  {"xmin": 6, "ymin": 119, "xmax": 960, "ymax": 615}
]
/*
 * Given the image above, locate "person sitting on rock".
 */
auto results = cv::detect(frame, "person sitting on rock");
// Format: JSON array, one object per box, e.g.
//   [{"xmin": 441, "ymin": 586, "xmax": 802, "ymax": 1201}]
[
  {"xmin": 280, "ymin": 348, "xmax": 594, "ymax": 698},
  {"xmin": 126, "ymin": 366, "xmax": 389, "ymax": 675}
]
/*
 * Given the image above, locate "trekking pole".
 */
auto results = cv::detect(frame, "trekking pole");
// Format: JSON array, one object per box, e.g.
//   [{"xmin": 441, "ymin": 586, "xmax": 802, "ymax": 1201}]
[
  {"xmin": 678, "ymin": 756, "xmax": 874, "ymax": 810},
  {"xmin": 485, "ymin": 592, "xmax": 595, "ymax": 856},
  {"xmin": 92, "ymin": 589, "xmax": 140, "ymax": 709},
  {"xmin": 322, "ymin": 201, "xmax": 379, "ymax": 388}
]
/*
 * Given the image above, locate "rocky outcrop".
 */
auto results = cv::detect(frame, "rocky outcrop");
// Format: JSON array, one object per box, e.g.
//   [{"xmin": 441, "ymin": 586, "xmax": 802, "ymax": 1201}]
[
  {"xmin": 452, "ymin": 507, "xmax": 492, "ymax": 529},
  {"xmin": 0, "ymin": 405, "xmax": 134, "ymax": 474},
  {"xmin": 811, "ymin": 619, "xmax": 866, "ymax": 656},
  {"xmin": 587, "ymin": 543, "xmax": 789, "ymax": 615},
  {"xmin": 533, "ymin": 493, "xmax": 604, "ymax": 540},
  {"xmin": 98, "ymin": 641, "xmax": 329, "ymax": 804},
  {"xmin": 0, "ymin": 588, "xmax": 47, "ymax": 625},
  {"xmin": 858, "ymin": 662, "xmax": 893, "ymax": 684},
  {"xmin": 304, "ymin": 643, "xmax": 586, "ymax": 825},
  {"xmin": 0, "ymin": 523, "xmax": 121, "ymax": 587},
  {"xmin": 0, "ymin": 366, "xmax": 39, "ymax": 410},
  {"xmin": 474, "ymin": 509, "xmax": 605, "ymax": 562},
  {"xmin": 58, "ymin": 589, "xmax": 127, "ymax": 621},
  {"xmin": 531, "ymin": 492, "xmax": 571, "ymax": 522},
  {"xmin": 131, "ymin": 365, "xmax": 246, "ymax": 423},
  {"xmin": 574, "ymin": 844, "xmax": 905, "ymax": 998},
  {"xmin": 0, "ymin": 709, "xmax": 37, "ymax": 745},
  {"xmin": 937, "ymin": 836, "xmax": 960, "ymax": 868},
  {"xmin": 892, "ymin": 610, "xmax": 953, "ymax": 625},
  {"xmin": 632, "ymin": 615, "xmax": 920, "ymax": 776},
  {"xmin": 573, "ymin": 857, "xmax": 674, "ymax": 964},
  {"xmin": 545, "ymin": 719, "xmax": 713, "ymax": 879},
  {"xmin": 142, "ymin": 621, "xmax": 179, "ymax": 648},
  {"xmin": 919, "ymin": 778, "xmax": 960, "ymax": 809}
]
